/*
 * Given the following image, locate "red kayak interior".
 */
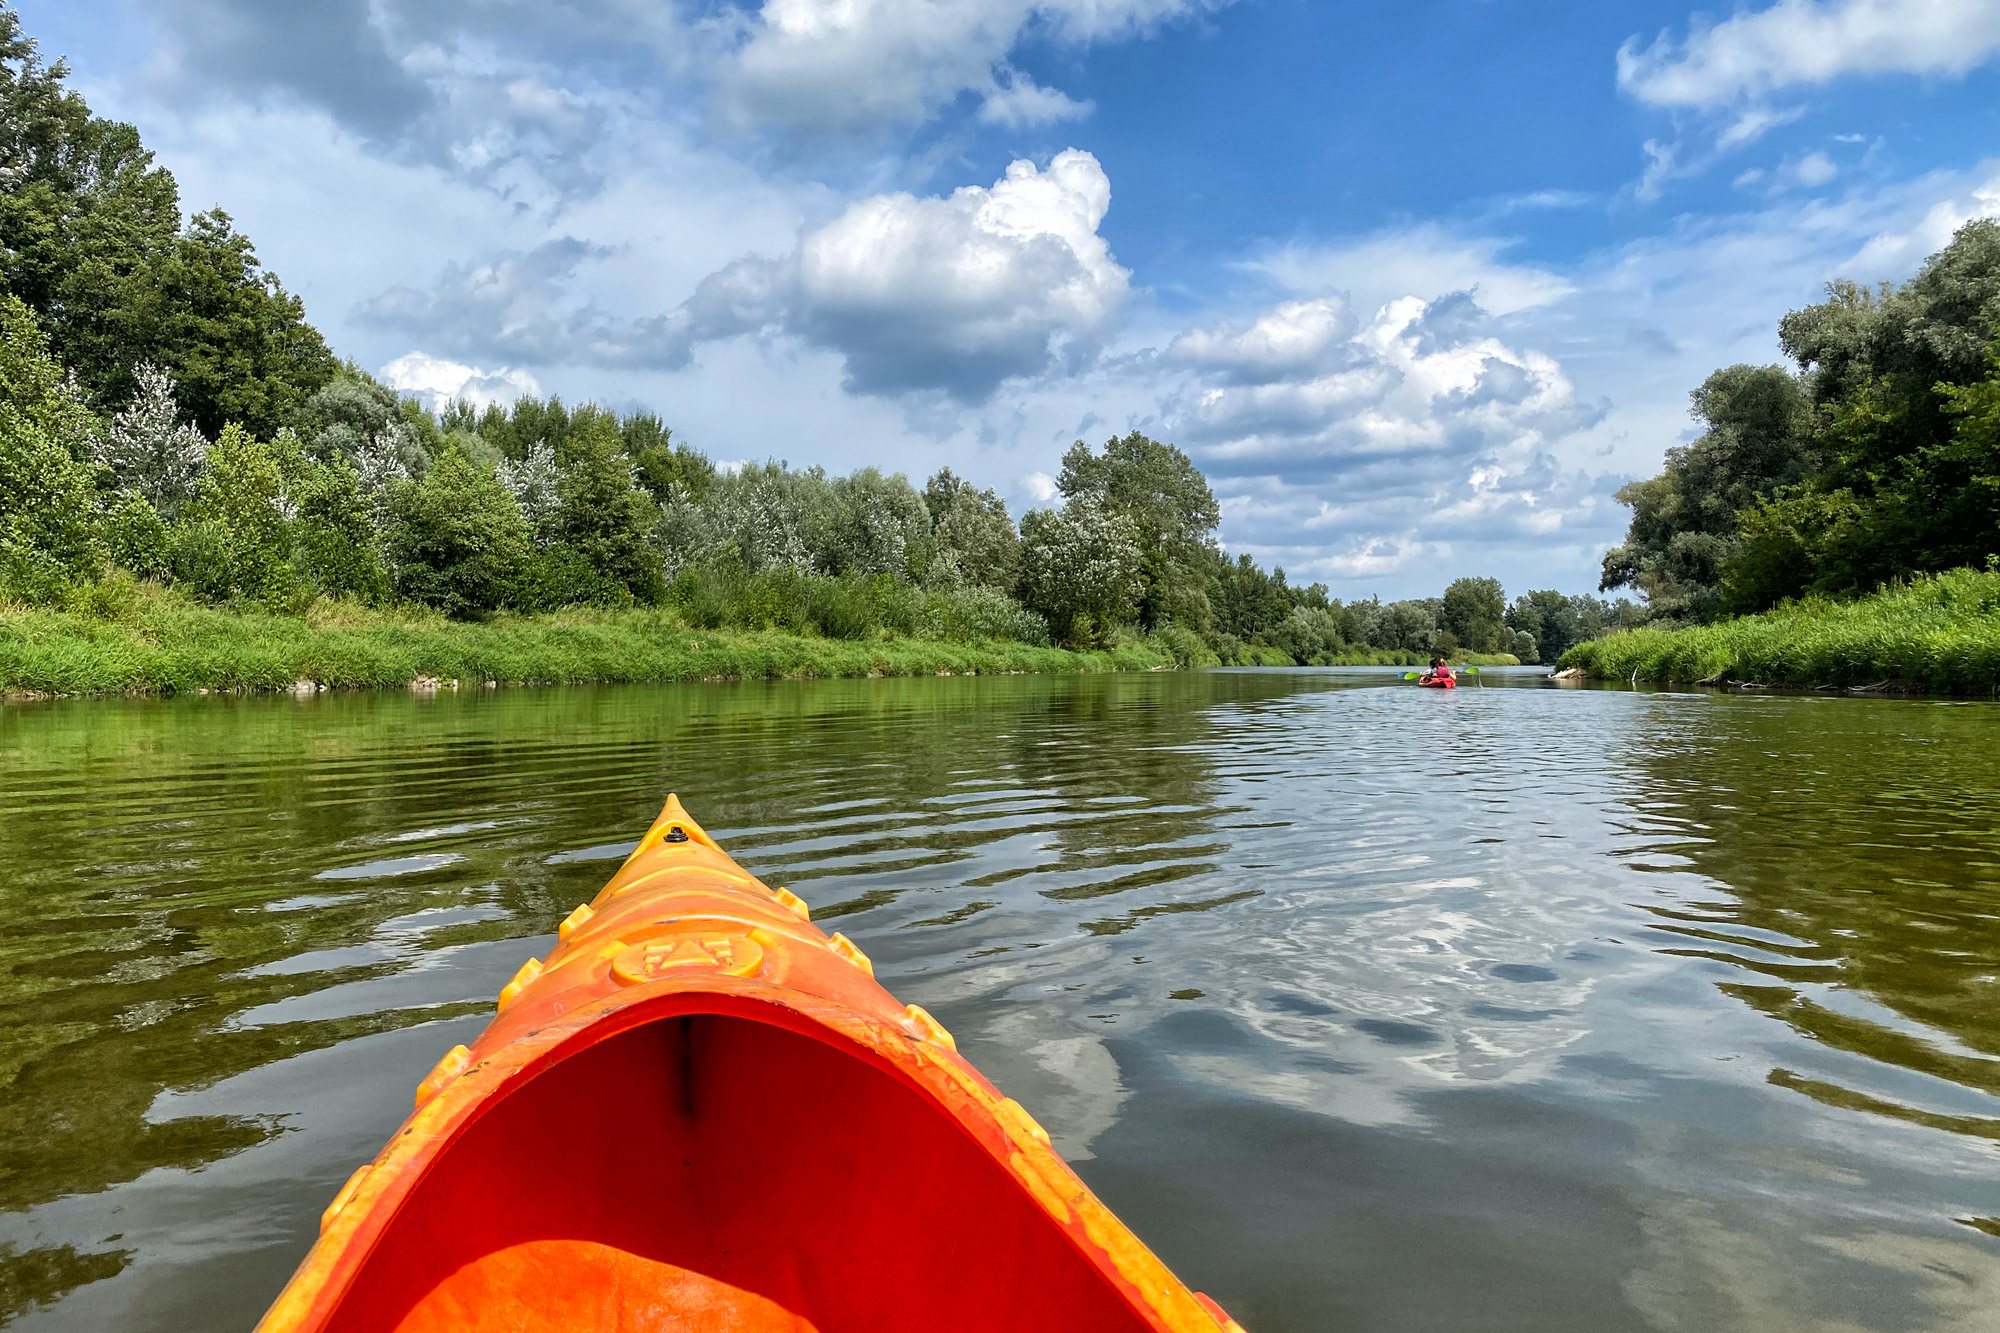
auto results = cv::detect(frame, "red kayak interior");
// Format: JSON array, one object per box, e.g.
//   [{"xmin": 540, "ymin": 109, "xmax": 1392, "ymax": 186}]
[
  {"xmin": 319, "ymin": 1010, "xmax": 1163, "ymax": 1333},
  {"xmin": 1418, "ymin": 675, "xmax": 1456, "ymax": 689}
]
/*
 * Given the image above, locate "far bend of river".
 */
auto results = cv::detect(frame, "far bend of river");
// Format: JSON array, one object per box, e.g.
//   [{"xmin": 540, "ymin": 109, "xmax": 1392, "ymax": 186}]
[{"xmin": 1, "ymin": 668, "xmax": 1998, "ymax": 1331}]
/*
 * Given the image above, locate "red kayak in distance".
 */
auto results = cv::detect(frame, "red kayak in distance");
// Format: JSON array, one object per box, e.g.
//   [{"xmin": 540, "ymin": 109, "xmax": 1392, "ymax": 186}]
[
  {"xmin": 1418, "ymin": 673, "xmax": 1457, "ymax": 689},
  {"xmin": 256, "ymin": 796, "xmax": 1247, "ymax": 1333}
]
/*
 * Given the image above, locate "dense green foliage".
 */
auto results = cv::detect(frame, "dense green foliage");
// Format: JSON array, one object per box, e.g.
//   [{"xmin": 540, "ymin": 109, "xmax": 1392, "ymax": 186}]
[
  {"xmin": 1560, "ymin": 566, "xmax": 2000, "ymax": 694},
  {"xmin": 1603, "ymin": 219, "xmax": 2000, "ymax": 621},
  {"xmin": 1503, "ymin": 588, "xmax": 1644, "ymax": 663},
  {"xmin": 0, "ymin": 293, "xmax": 103, "ymax": 597}
]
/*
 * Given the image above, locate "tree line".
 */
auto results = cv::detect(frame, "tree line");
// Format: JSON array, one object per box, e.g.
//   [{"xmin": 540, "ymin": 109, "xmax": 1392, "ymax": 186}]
[
  {"xmin": 0, "ymin": 6, "xmax": 1632, "ymax": 667},
  {"xmin": 1602, "ymin": 218, "xmax": 2000, "ymax": 623}
]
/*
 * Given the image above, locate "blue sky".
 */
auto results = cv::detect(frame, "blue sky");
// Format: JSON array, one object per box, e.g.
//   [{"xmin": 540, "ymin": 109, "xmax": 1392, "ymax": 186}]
[{"xmin": 21, "ymin": 0, "xmax": 2000, "ymax": 598}]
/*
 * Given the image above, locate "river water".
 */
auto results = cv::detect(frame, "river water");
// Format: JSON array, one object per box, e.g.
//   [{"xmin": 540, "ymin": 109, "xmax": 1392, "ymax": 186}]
[{"xmin": 1, "ymin": 668, "xmax": 1996, "ymax": 1331}]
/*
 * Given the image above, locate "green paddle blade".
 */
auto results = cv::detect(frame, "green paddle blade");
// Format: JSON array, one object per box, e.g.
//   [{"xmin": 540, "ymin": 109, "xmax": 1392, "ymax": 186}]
[
  {"xmin": 1400, "ymin": 672, "xmax": 1422, "ymax": 680},
  {"xmin": 1461, "ymin": 665, "xmax": 1480, "ymax": 674}
]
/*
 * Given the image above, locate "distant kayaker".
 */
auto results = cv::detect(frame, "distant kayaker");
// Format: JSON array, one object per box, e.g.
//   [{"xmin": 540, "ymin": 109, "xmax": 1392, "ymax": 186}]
[{"xmin": 1425, "ymin": 654, "xmax": 1454, "ymax": 683}]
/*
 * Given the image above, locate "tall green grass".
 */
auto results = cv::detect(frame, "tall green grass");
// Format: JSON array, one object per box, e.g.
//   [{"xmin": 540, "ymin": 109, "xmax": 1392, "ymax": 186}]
[
  {"xmin": 1558, "ymin": 567, "xmax": 2000, "ymax": 692},
  {"xmin": 0, "ymin": 582, "xmax": 1184, "ymax": 698}
]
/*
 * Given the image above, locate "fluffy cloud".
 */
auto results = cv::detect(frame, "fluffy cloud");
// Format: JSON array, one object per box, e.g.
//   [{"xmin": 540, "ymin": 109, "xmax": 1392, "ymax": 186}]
[
  {"xmin": 361, "ymin": 150, "xmax": 1131, "ymax": 402},
  {"xmin": 1159, "ymin": 291, "xmax": 1609, "ymax": 580},
  {"xmin": 1619, "ymin": 0, "xmax": 2000, "ymax": 113},
  {"xmin": 777, "ymin": 150, "xmax": 1127, "ymax": 397},
  {"xmin": 714, "ymin": 0, "xmax": 1216, "ymax": 133},
  {"xmin": 378, "ymin": 352, "xmax": 541, "ymax": 414}
]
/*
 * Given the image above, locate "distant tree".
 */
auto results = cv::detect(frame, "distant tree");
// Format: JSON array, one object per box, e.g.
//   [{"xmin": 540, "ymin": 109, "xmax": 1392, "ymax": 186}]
[
  {"xmin": 1780, "ymin": 218, "xmax": 2000, "ymax": 408},
  {"xmin": 1058, "ymin": 432, "xmax": 1219, "ymax": 630},
  {"xmin": 1271, "ymin": 605, "xmax": 1346, "ymax": 664},
  {"xmin": 622, "ymin": 413, "xmax": 715, "ymax": 505},
  {"xmin": 473, "ymin": 395, "xmax": 578, "ymax": 465},
  {"xmin": 1603, "ymin": 219, "xmax": 2000, "ymax": 616},
  {"xmin": 1720, "ymin": 223, "xmax": 2000, "ymax": 609},
  {"xmin": 829, "ymin": 468, "xmax": 929, "ymax": 578},
  {"xmin": 1599, "ymin": 364, "xmax": 1815, "ymax": 622},
  {"xmin": 1507, "ymin": 589, "xmax": 1583, "ymax": 662},
  {"xmin": 700, "ymin": 462, "xmax": 840, "ymax": 575},
  {"xmin": 301, "ymin": 373, "xmax": 431, "ymax": 479},
  {"xmin": 177, "ymin": 423, "xmax": 295, "ymax": 600},
  {"xmin": 1017, "ymin": 498, "xmax": 1143, "ymax": 646},
  {"xmin": 498, "ymin": 440, "xmax": 561, "ymax": 542},
  {"xmin": 1374, "ymin": 599, "xmax": 1439, "ymax": 652},
  {"xmin": 0, "ymin": 13, "xmax": 178, "ymax": 408},
  {"xmin": 389, "ymin": 445, "xmax": 533, "ymax": 616},
  {"xmin": 146, "ymin": 209, "xmax": 339, "ymax": 437},
  {"xmin": 1440, "ymin": 576, "xmax": 1506, "ymax": 652},
  {"xmin": 96, "ymin": 363, "xmax": 207, "ymax": 520},
  {"xmin": 923, "ymin": 468, "xmax": 1019, "ymax": 589},
  {"xmin": 553, "ymin": 414, "xmax": 665, "ymax": 603},
  {"xmin": 1211, "ymin": 552, "xmax": 1294, "ymax": 642}
]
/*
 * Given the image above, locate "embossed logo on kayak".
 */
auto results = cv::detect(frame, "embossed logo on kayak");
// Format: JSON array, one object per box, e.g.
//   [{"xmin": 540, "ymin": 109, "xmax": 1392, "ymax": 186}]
[{"xmin": 611, "ymin": 932, "xmax": 764, "ymax": 985}]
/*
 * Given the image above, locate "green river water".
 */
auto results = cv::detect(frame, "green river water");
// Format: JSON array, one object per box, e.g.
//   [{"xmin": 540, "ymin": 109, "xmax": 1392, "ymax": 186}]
[{"xmin": 0, "ymin": 667, "xmax": 1996, "ymax": 1331}]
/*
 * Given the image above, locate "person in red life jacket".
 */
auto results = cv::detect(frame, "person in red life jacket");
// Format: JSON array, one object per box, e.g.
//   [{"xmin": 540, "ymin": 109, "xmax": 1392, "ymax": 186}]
[{"xmin": 1423, "ymin": 653, "xmax": 1455, "ymax": 684}]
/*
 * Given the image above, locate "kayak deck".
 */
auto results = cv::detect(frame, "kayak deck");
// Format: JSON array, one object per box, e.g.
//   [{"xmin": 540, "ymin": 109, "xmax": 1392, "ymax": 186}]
[{"xmin": 258, "ymin": 797, "xmax": 1242, "ymax": 1333}]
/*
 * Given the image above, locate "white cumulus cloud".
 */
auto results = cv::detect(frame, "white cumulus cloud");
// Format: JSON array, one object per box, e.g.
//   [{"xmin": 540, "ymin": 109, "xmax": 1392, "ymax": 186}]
[
  {"xmin": 1158, "ymin": 288, "xmax": 1609, "ymax": 583},
  {"xmin": 379, "ymin": 352, "xmax": 542, "ymax": 414},
  {"xmin": 781, "ymin": 149, "xmax": 1128, "ymax": 396}
]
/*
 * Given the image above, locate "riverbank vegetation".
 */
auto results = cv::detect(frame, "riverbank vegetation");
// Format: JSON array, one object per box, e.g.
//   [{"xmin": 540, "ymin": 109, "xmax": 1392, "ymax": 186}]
[
  {"xmin": 1575, "ymin": 216, "xmax": 2000, "ymax": 687},
  {"xmin": 0, "ymin": 581, "xmax": 1190, "ymax": 697},
  {"xmin": 1600, "ymin": 219, "xmax": 2000, "ymax": 623},
  {"xmin": 0, "ymin": 10, "xmax": 1621, "ymax": 697},
  {"xmin": 1560, "ymin": 566, "xmax": 2000, "ymax": 693}
]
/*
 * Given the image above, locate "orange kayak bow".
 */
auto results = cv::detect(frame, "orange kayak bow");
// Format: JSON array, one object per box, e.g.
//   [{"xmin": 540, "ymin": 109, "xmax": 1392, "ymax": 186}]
[{"xmin": 257, "ymin": 796, "xmax": 1245, "ymax": 1333}]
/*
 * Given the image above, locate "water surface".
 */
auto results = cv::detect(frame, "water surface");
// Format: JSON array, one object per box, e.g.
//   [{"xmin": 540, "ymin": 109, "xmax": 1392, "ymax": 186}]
[{"xmin": 2, "ymin": 669, "xmax": 1997, "ymax": 1330}]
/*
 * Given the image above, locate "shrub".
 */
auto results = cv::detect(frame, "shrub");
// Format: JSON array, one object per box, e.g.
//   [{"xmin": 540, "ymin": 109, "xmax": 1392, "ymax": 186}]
[
  {"xmin": 668, "ymin": 564, "xmax": 734, "ymax": 630},
  {"xmin": 925, "ymin": 584, "xmax": 1049, "ymax": 644},
  {"xmin": 166, "ymin": 519, "xmax": 235, "ymax": 600},
  {"xmin": 180, "ymin": 423, "xmax": 298, "ymax": 602},
  {"xmin": 389, "ymin": 445, "xmax": 533, "ymax": 617},
  {"xmin": 807, "ymin": 575, "xmax": 879, "ymax": 640},
  {"xmin": 732, "ymin": 568, "xmax": 814, "ymax": 634},
  {"xmin": 1149, "ymin": 621, "xmax": 1219, "ymax": 668},
  {"xmin": 101, "ymin": 492, "xmax": 171, "ymax": 581},
  {"xmin": 290, "ymin": 455, "xmax": 387, "ymax": 602}
]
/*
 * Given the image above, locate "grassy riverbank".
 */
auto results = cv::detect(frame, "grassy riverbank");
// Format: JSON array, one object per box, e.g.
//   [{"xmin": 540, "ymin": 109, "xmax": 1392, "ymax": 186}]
[
  {"xmin": 1558, "ymin": 567, "xmax": 2000, "ymax": 693},
  {"xmin": 0, "ymin": 584, "xmax": 1195, "ymax": 698}
]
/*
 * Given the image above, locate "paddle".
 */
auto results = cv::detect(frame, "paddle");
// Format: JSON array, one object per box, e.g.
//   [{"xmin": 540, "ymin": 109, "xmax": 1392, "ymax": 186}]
[{"xmin": 1401, "ymin": 665, "xmax": 1481, "ymax": 679}]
